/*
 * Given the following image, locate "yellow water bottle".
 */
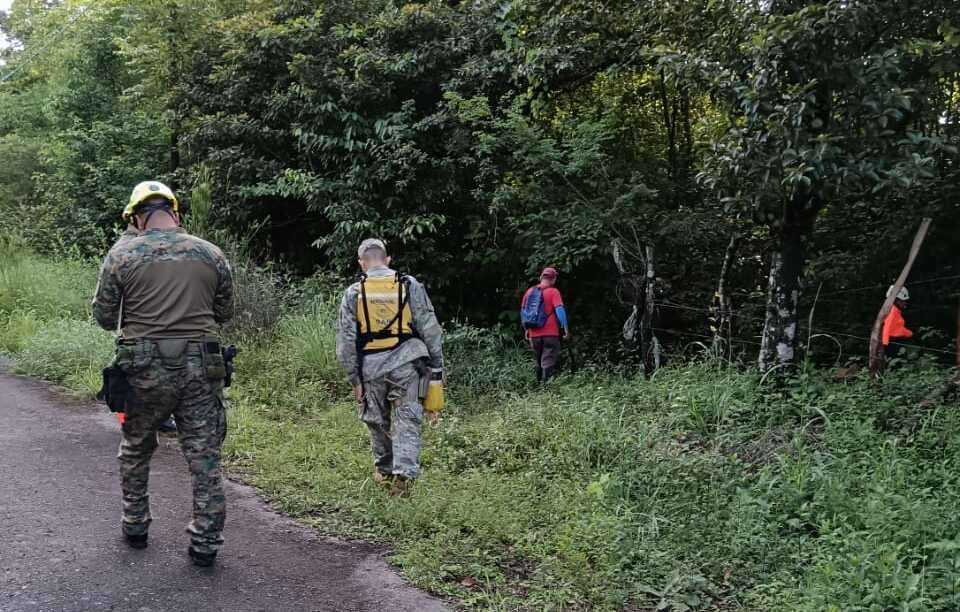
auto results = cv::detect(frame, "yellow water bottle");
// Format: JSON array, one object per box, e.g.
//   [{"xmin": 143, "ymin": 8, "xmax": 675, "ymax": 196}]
[{"xmin": 424, "ymin": 368, "xmax": 445, "ymax": 413}]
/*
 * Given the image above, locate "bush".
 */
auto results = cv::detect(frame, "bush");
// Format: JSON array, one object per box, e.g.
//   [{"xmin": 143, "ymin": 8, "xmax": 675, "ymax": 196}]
[
  {"xmin": 443, "ymin": 323, "xmax": 531, "ymax": 409},
  {"xmin": 224, "ymin": 258, "xmax": 289, "ymax": 338},
  {"xmin": 184, "ymin": 171, "xmax": 289, "ymax": 338},
  {"xmin": 5, "ymin": 239, "xmax": 960, "ymax": 611},
  {"xmin": 0, "ymin": 310, "xmax": 39, "ymax": 353},
  {"xmin": 0, "ymin": 247, "xmax": 96, "ymax": 319},
  {"xmin": 15, "ymin": 317, "xmax": 114, "ymax": 396}
]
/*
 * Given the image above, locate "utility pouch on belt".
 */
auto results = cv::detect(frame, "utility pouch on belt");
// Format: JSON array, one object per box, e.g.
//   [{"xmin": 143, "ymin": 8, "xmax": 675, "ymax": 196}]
[
  {"xmin": 202, "ymin": 341, "xmax": 226, "ymax": 381},
  {"xmin": 414, "ymin": 359, "xmax": 430, "ymax": 400},
  {"xmin": 417, "ymin": 370, "xmax": 430, "ymax": 400},
  {"xmin": 97, "ymin": 365, "xmax": 131, "ymax": 413},
  {"xmin": 155, "ymin": 339, "xmax": 189, "ymax": 369},
  {"xmin": 115, "ymin": 340, "xmax": 157, "ymax": 372}
]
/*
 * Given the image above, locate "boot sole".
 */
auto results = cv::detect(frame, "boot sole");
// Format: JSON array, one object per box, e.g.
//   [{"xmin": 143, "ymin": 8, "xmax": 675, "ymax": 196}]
[{"xmin": 189, "ymin": 549, "xmax": 217, "ymax": 567}]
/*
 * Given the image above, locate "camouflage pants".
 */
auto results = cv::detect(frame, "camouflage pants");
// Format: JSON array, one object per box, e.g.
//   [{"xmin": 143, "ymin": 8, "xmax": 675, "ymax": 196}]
[
  {"xmin": 360, "ymin": 362, "xmax": 424, "ymax": 480},
  {"xmin": 115, "ymin": 340, "xmax": 227, "ymax": 555}
]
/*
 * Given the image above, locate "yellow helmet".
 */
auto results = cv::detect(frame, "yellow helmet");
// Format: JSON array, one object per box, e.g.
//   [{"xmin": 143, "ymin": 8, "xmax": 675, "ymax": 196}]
[{"xmin": 123, "ymin": 181, "xmax": 179, "ymax": 221}]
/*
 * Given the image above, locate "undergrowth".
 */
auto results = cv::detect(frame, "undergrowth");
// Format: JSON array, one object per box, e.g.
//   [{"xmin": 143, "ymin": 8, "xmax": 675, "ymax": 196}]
[{"xmin": 1, "ymin": 239, "xmax": 959, "ymax": 611}]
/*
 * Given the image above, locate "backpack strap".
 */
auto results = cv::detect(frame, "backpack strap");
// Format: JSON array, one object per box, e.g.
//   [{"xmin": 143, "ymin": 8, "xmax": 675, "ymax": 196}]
[
  {"xmin": 540, "ymin": 286, "xmax": 557, "ymax": 319},
  {"xmin": 358, "ymin": 273, "xmax": 373, "ymax": 341},
  {"xmin": 396, "ymin": 271, "xmax": 405, "ymax": 338}
]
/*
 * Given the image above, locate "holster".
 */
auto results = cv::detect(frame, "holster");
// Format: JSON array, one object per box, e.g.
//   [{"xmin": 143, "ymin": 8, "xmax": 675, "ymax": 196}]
[
  {"xmin": 97, "ymin": 365, "xmax": 131, "ymax": 413},
  {"xmin": 221, "ymin": 344, "xmax": 238, "ymax": 388}
]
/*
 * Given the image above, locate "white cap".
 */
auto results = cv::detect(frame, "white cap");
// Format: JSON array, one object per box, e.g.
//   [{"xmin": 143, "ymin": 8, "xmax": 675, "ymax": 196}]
[{"xmin": 886, "ymin": 285, "xmax": 910, "ymax": 301}]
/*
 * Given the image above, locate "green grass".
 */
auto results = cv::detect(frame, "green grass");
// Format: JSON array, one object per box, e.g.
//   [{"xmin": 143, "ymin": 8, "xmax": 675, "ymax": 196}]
[
  {"xmin": 14, "ymin": 317, "xmax": 114, "ymax": 395},
  {"xmin": 2, "ymin": 242, "xmax": 960, "ymax": 611},
  {"xmin": 0, "ymin": 235, "xmax": 97, "ymax": 320}
]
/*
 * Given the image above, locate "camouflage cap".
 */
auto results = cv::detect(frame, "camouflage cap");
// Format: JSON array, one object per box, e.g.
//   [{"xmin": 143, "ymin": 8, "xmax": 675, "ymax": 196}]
[{"xmin": 358, "ymin": 238, "xmax": 388, "ymax": 259}]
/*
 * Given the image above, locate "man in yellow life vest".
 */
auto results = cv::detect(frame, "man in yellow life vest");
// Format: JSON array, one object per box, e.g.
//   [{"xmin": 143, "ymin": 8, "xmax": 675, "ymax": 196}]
[{"xmin": 335, "ymin": 239, "xmax": 445, "ymax": 496}]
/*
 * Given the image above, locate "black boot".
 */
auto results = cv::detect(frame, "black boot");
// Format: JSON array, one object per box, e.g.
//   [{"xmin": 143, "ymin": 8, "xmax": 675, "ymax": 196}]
[
  {"xmin": 189, "ymin": 547, "xmax": 217, "ymax": 567},
  {"xmin": 124, "ymin": 532, "xmax": 148, "ymax": 549},
  {"xmin": 535, "ymin": 367, "xmax": 544, "ymax": 383},
  {"xmin": 541, "ymin": 367, "xmax": 555, "ymax": 383}
]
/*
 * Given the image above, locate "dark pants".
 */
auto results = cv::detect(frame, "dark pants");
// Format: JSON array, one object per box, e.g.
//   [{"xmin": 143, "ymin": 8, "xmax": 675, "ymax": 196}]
[
  {"xmin": 117, "ymin": 343, "xmax": 227, "ymax": 555},
  {"xmin": 531, "ymin": 336, "xmax": 561, "ymax": 382}
]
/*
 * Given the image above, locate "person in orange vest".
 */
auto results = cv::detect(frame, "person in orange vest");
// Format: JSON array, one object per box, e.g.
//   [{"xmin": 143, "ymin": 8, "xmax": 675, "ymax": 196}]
[{"xmin": 882, "ymin": 285, "xmax": 913, "ymax": 359}]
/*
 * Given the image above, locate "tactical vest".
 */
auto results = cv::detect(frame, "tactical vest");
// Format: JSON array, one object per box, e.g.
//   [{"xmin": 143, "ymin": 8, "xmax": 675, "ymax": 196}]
[{"xmin": 357, "ymin": 273, "xmax": 414, "ymax": 353}]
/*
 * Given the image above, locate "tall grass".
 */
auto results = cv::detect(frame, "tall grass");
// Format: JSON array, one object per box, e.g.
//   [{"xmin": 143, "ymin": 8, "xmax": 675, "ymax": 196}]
[
  {"xmin": 185, "ymin": 169, "xmax": 288, "ymax": 337},
  {"xmin": 2, "ymin": 239, "xmax": 960, "ymax": 611},
  {"xmin": 0, "ymin": 237, "xmax": 109, "ymax": 395},
  {"xmin": 0, "ymin": 235, "xmax": 96, "ymax": 320},
  {"xmin": 15, "ymin": 318, "xmax": 114, "ymax": 394}
]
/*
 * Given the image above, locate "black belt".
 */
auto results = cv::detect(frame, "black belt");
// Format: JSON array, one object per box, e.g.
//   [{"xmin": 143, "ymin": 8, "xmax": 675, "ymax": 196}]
[{"xmin": 118, "ymin": 338, "xmax": 221, "ymax": 354}]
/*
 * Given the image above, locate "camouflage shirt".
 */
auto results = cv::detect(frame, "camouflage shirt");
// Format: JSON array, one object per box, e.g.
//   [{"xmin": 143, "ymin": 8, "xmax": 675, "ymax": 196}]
[
  {"xmin": 335, "ymin": 266, "xmax": 444, "ymax": 385},
  {"xmin": 116, "ymin": 226, "xmax": 140, "ymax": 244},
  {"xmin": 92, "ymin": 228, "xmax": 234, "ymax": 339}
]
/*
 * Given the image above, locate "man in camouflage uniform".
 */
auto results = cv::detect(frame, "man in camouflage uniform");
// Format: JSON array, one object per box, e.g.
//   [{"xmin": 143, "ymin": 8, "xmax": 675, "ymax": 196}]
[
  {"xmin": 335, "ymin": 239, "xmax": 444, "ymax": 496},
  {"xmin": 93, "ymin": 181, "xmax": 234, "ymax": 566},
  {"xmin": 107, "ymin": 225, "xmax": 177, "ymax": 434}
]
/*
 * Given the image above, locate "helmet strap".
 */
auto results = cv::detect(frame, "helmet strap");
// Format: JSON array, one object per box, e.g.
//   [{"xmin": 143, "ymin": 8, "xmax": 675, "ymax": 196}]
[{"xmin": 135, "ymin": 203, "xmax": 178, "ymax": 230}]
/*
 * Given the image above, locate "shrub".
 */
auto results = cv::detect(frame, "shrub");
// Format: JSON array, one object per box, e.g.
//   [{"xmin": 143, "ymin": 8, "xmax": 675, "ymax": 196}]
[
  {"xmin": 443, "ymin": 323, "xmax": 531, "ymax": 410},
  {"xmin": 0, "ymin": 310, "xmax": 39, "ymax": 353},
  {"xmin": 224, "ymin": 258, "xmax": 289, "ymax": 338},
  {"xmin": 0, "ymin": 251, "xmax": 95, "ymax": 320},
  {"xmin": 184, "ymin": 170, "xmax": 289, "ymax": 338},
  {"xmin": 5, "ymin": 236, "xmax": 960, "ymax": 611},
  {"xmin": 15, "ymin": 318, "xmax": 114, "ymax": 396}
]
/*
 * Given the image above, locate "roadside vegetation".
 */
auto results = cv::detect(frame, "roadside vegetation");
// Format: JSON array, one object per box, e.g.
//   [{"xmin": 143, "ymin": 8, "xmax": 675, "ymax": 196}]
[
  {"xmin": 2, "ymin": 235, "xmax": 959, "ymax": 611},
  {"xmin": 1, "ymin": 1, "xmax": 958, "ymax": 609},
  {"xmin": 2, "ymin": 0, "xmax": 959, "ymax": 376}
]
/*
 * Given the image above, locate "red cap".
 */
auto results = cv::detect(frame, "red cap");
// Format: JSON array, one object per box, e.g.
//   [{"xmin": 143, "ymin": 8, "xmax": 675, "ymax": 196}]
[{"xmin": 540, "ymin": 267, "xmax": 558, "ymax": 279}]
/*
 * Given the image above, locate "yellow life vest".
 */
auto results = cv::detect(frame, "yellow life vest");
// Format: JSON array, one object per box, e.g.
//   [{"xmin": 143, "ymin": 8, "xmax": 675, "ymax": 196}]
[{"xmin": 357, "ymin": 273, "xmax": 415, "ymax": 353}]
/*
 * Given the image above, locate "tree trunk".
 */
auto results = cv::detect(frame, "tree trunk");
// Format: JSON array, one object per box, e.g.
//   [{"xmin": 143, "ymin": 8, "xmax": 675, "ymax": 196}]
[
  {"xmin": 167, "ymin": 3, "xmax": 181, "ymax": 187},
  {"xmin": 713, "ymin": 233, "xmax": 739, "ymax": 352},
  {"xmin": 169, "ymin": 127, "xmax": 180, "ymax": 180},
  {"xmin": 642, "ymin": 245, "xmax": 660, "ymax": 376},
  {"xmin": 613, "ymin": 238, "xmax": 660, "ymax": 373},
  {"xmin": 758, "ymin": 227, "xmax": 804, "ymax": 371}
]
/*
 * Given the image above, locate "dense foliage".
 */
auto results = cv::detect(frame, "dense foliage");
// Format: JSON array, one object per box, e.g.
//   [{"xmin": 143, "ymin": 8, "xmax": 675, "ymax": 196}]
[
  {"xmin": 3, "ymin": 240, "xmax": 960, "ymax": 611},
  {"xmin": 3, "ymin": 4, "xmax": 960, "ymax": 607},
  {"xmin": 0, "ymin": 0, "xmax": 958, "ymax": 365}
]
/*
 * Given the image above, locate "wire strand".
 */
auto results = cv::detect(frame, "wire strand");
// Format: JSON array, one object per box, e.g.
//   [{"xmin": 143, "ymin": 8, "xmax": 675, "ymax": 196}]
[
  {"xmin": 818, "ymin": 274, "xmax": 960, "ymax": 297},
  {"xmin": 650, "ymin": 301, "xmax": 957, "ymax": 358}
]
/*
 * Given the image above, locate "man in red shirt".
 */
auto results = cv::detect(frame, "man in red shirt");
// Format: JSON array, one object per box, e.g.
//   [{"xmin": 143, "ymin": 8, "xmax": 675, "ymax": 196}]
[
  {"xmin": 521, "ymin": 267, "xmax": 570, "ymax": 383},
  {"xmin": 882, "ymin": 285, "xmax": 913, "ymax": 360}
]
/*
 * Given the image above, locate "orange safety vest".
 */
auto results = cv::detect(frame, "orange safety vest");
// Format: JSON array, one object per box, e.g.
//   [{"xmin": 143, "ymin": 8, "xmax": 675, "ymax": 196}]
[{"xmin": 882, "ymin": 304, "xmax": 913, "ymax": 346}]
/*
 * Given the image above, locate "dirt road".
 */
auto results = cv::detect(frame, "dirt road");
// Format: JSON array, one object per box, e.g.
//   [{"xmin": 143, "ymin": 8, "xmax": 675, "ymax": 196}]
[{"xmin": 0, "ymin": 373, "xmax": 447, "ymax": 612}]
